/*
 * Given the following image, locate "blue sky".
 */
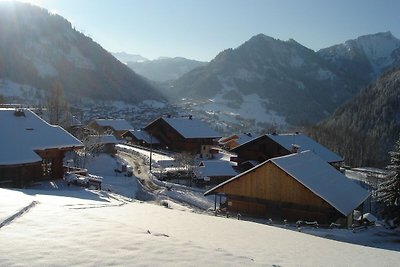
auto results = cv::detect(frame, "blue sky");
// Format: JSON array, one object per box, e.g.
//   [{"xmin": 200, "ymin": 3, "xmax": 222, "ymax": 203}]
[{"xmin": 21, "ymin": 0, "xmax": 400, "ymax": 61}]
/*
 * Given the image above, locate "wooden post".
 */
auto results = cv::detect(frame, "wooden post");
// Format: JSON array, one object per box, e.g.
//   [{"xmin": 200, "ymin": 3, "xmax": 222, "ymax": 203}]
[{"xmin": 214, "ymin": 194, "xmax": 217, "ymax": 211}]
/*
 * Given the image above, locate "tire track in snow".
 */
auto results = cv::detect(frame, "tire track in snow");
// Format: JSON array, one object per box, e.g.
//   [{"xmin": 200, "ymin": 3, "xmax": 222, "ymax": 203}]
[{"xmin": 0, "ymin": 201, "xmax": 39, "ymax": 229}]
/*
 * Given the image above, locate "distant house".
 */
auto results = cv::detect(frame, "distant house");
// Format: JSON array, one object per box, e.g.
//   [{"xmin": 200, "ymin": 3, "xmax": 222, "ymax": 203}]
[
  {"xmin": 0, "ymin": 108, "xmax": 83, "ymax": 188},
  {"xmin": 194, "ymin": 160, "xmax": 238, "ymax": 185},
  {"xmin": 87, "ymin": 118, "xmax": 133, "ymax": 139},
  {"xmin": 85, "ymin": 135, "xmax": 120, "ymax": 154},
  {"xmin": 231, "ymin": 132, "xmax": 343, "ymax": 168},
  {"xmin": 205, "ymin": 151, "xmax": 369, "ymax": 226},
  {"xmin": 144, "ymin": 116, "xmax": 221, "ymax": 158},
  {"xmin": 219, "ymin": 133, "xmax": 255, "ymax": 150},
  {"xmin": 122, "ymin": 130, "xmax": 160, "ymax": 147}
]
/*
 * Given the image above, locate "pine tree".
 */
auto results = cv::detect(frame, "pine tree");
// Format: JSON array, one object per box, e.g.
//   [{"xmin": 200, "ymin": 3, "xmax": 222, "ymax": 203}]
[{"xmin": 377, "ymin": 135, "xmax": 400, "ymax": 225}]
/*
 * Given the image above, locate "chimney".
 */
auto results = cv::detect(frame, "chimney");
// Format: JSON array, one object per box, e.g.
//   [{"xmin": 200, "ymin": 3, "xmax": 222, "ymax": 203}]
[
  {"xmin": 291, "ymin": 144, "xmax": 300, "ymax": 153},
  {"xmin": 14, "ymin": 108, "xmax": 25, "ymax": 117}
]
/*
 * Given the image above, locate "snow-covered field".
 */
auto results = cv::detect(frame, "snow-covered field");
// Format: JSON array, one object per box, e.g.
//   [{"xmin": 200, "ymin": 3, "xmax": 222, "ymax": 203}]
[
  {"xmin": 198, "ymin": 93, "xmax": 288, "ymax": 127},
  {"xmin": 1, "ymin": 186, "xmax": 399, "ymax": 266},
  {"xmin": 1, "ymin": 154, "xmax": 399, "ymax": 266}
]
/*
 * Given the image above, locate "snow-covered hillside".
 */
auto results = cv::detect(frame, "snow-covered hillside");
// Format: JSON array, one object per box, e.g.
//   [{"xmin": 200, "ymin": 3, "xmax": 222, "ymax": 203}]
[
  {"xmin": 0, "ymin": 79, "xmax": 43, "ymax": 105},
  {"xmin": 0, "ymin": 2, "xmax": 162, "ymax": 103},
  {"xmin": 1, "ymin": 186, "xmax": 399, "ymax": 266}
]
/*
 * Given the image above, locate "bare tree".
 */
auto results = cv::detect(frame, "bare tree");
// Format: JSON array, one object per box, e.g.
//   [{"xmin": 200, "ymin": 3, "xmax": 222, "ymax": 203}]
[{"xmin": 46, "ymin": 82, "xmax": 69, "ymax": 127}]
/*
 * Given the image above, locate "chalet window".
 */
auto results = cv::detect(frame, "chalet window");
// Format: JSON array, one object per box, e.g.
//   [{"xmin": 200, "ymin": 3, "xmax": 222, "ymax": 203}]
[{"xmin": 42, "ymin": 158, "xmax": 52, "ymax": 178}]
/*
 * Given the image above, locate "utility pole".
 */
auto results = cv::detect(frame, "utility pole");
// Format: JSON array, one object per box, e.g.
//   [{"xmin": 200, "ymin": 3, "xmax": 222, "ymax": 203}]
[{"xmin": 149, "ymin": 134, "xmax": 153, "ymax": 174}]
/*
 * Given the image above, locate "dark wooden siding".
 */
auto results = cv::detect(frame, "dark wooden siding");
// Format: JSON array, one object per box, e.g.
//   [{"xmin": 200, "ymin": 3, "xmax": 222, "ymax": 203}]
[
  {"xmin": 0, "ymin": 163, "xmax": 42, "ymax": 188},
  {"xmin": 233, "ymin": 135, "xmax": 290, "ymax": 165}
]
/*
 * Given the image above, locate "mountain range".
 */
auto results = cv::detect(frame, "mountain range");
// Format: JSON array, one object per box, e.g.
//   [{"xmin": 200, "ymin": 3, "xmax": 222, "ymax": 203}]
[
  {"xmin": 126, "ymin": 57, "xmax": 207, "ymax": 83},
  {"xmin": 1, "ymin": 1, "xmax": 400, "ymax": 151},
  {"xmin": 112, "ymin": 52, "xmax": 149, "ymax": 63},
  {"xmin": 0, "ymin": 2, "xmax": 163, "ymax": 104},
  {"xmin": 170, "ymin": 32, "xmax": 400, "ymax": 127}
]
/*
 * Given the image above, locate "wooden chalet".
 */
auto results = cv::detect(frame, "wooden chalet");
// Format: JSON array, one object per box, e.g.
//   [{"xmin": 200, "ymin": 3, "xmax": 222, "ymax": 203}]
[
  {"xmin": 122, "ymin": 130, "xmax": 160, "ymax": 147},
  {"xmin": 231, "ymin": 132, "xmax": 343, "ymax": 168},
  {"xmin": 205, "ymin": 151, "xmax": 369, "ymax": 226},
  {"xmin": 0, "ymin": 108, "xmax": 83, "ymax": 188},
  {"xmin": 144, "ymin": 116, "xmax": 221, "ymax": 158},
  {"xmin": 87, "ymin": 118, "xmax": 133, "ymax": 139},
  {"xmin": 219, "ymin": 133, "xmax": 254, "ymax": 150}
]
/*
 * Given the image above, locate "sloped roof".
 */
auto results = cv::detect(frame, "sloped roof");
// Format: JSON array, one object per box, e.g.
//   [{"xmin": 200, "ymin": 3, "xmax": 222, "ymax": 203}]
[
  {"xmin": 94, "ymin": 119, "xmax": 133, "ymax": 131},
  {"xmin": 125, "ymin": 130, "xmax": 160, "ymax": 144},
  {"xmin": 267, "ymin": 133, "xmax": 343, "ymax": 163},
  {"xmin": 271, "ymin": 151, "xmax": 368, "ymax": 216},
  {"xmin": 205, "ymin": 151, "xmax": 368, "ymax": 216},
  {"xmin": 86, "ymin": 135, "xmax": 120, "ymax": 145},
  {"xmin": 162, "ymin": 117, "xmax": 221, "ymax": 139},
  {"xmin": 195, "ymin": 160, "xmax": 237, "ymax": 178},
  {"xmin": 0, "ymin": 108, "xmax": 83, "ymax": 165}
]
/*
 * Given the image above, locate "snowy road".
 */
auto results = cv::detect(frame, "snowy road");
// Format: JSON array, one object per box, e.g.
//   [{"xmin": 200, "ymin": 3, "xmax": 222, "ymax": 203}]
[
  {"xmin": 117, "ymin": 151, "xmax": 162, "ymax": 193},
  {"xmin": 116, "ymin": 149, "xmax": 214, "ymax": 211}
]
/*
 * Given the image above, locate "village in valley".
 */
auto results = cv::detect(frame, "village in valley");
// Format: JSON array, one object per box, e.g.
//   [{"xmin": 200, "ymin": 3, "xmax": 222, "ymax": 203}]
[
  {"xmin": 0, "ymin": 104, "xmax": 396, "ymax": 243},
  {"xmin": 0, "ymin": 100, "xmax": 398, "ymax": 265}
]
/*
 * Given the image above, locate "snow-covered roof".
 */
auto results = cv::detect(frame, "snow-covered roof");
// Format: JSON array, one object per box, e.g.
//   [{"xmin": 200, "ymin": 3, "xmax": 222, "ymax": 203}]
[
  {"xmin": 236, "ymin": 133, "xmax": 255, "ymax": 146},
  {"xmin": 206, "ymin": 151, "xmax": 368, "ymax": 216},
  {"xmin": 86, "ymin": 135, "xmax": 120, "ymax": 145},
  {"xmin": 267, "ymin": 133, "xmax": 343, "ymax": 163},
  {"xmin": 162, "ymin": 117, "xmax": 221, "ymax": 139},
  {"xmin": 270, "ymin": 151, "xmax": 369, "ymax": 216},
  {"xmin": 195, "ymin": 160, "xmax": 237, "ymax": 178},
  {"xmin": 94, "ymin": 119, "xmax": 133, "ymax": 131},
  {"xmin": 0, "ymin": 108, "xmax": 83, "ymax": 165},
  {"xmin": 126, "ymin": 130, "xmax": 160, "ymax": 144}
]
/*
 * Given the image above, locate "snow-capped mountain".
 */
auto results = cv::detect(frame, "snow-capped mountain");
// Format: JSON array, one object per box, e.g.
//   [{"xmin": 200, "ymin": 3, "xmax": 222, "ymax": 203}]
[
  {"xmin": 170, "ymin": 32, "xmax": 400, "ymax": 129},
  {"xmin": 0, "ymin": 2, "xmax": 163, "ymax": 104},
  {"xmin": 112, "ymin": 52, "xmax": 149, "ymax": 64},
  {"xmin": 171, "ymin": 34, "xmax": 356, "ymax": 127},
  {"xmin": 127, "ymin": 57, "xmax": 207, "ymax": 82},
  {"xmin": 318, "ymin": 32, "xmax": 400, "ymax": 82}
]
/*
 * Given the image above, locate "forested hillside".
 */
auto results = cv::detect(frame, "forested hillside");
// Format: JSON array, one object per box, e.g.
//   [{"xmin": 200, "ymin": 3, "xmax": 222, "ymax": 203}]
[{"xmin": 306, "ymin": 67, "xmax": 400, "ymax": 167}]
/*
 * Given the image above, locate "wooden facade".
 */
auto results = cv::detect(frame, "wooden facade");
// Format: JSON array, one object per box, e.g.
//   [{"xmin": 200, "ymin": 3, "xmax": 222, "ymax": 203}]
[
  {"xmin": 206, "ymin": 162, "xmax": 345, "ymax": 224},
  {"xmin": 0, "ymin": 148, "xmax": 79, "ymax": 188},
  {"xmin": 0, "ymin": 162, "xmax": 42, "ymax": 188}
]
